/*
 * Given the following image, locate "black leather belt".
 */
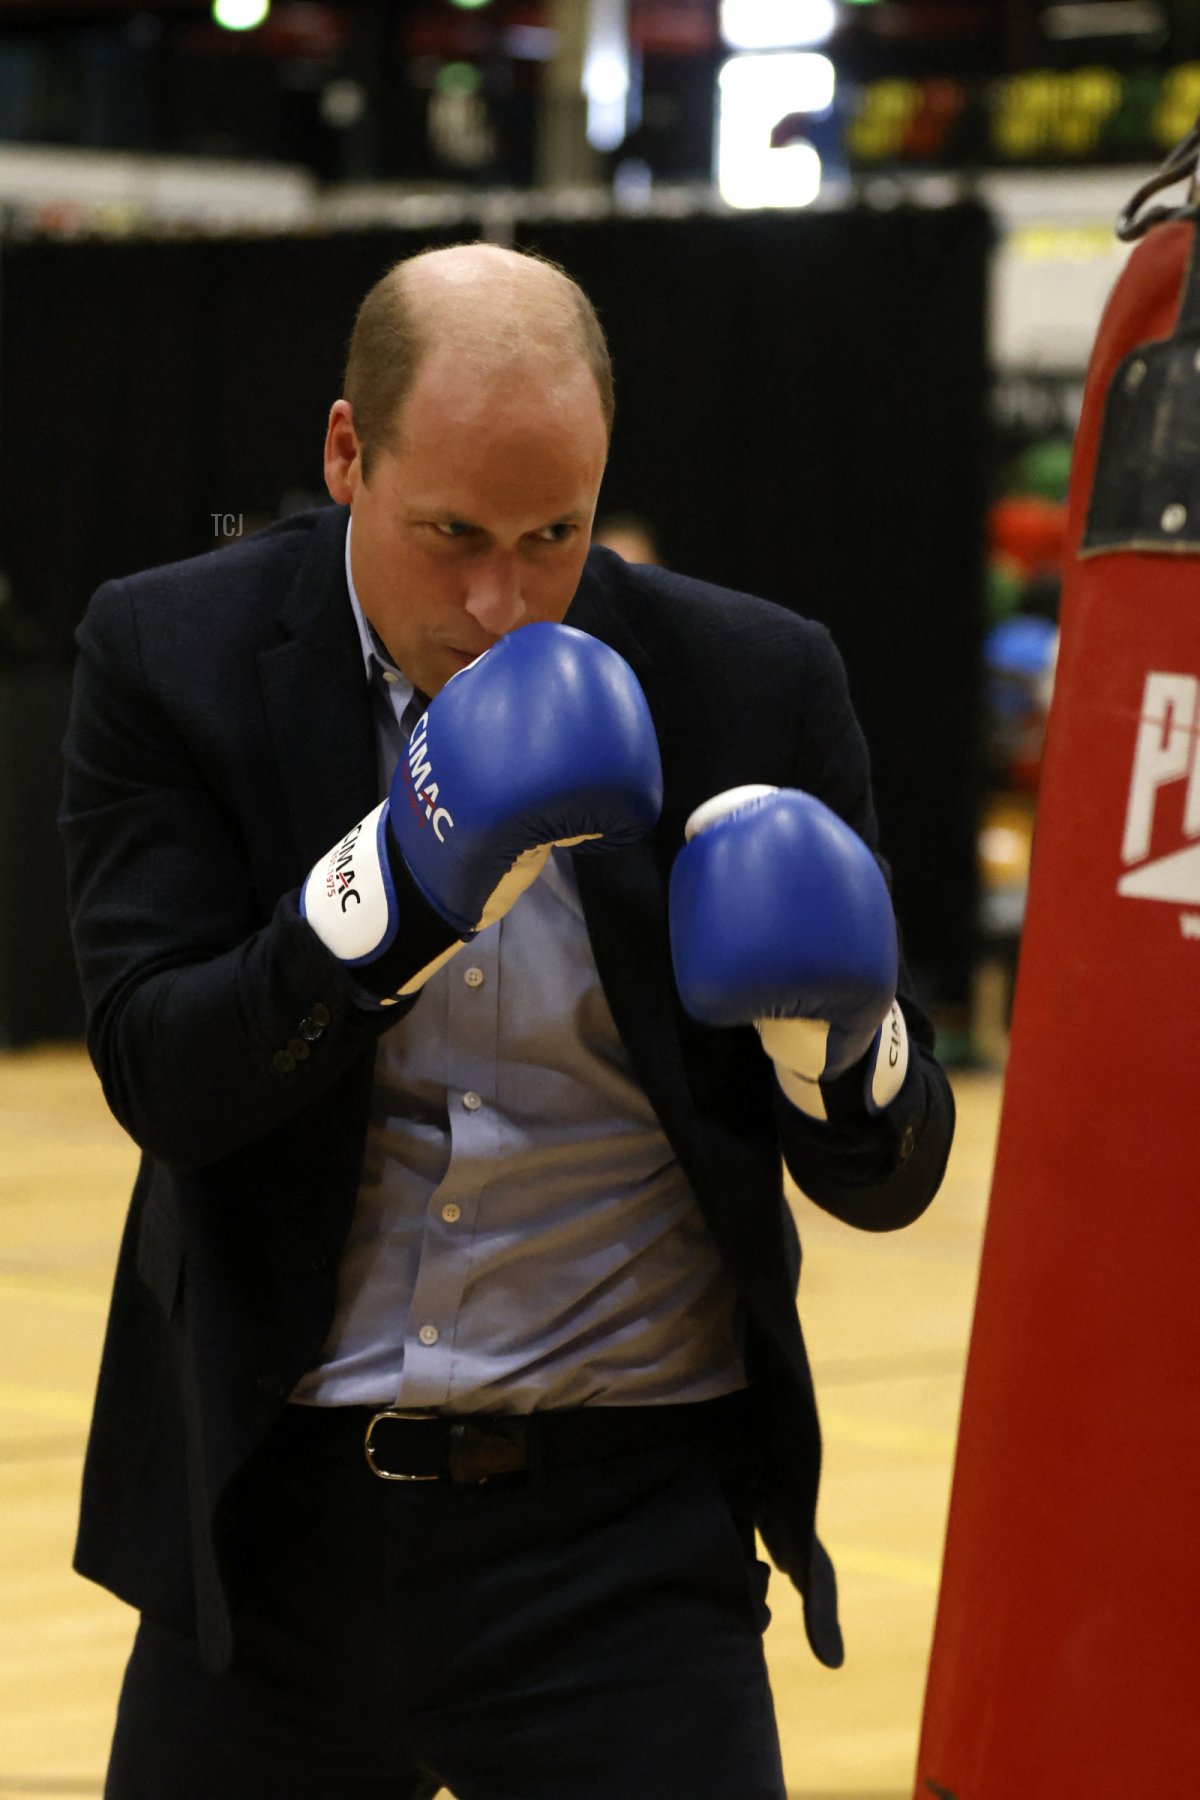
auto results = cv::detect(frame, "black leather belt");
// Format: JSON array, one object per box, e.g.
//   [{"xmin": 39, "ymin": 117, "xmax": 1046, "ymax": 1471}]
[{"xmin": 277, "ymin": 1391, "xmax": 753, "ymax": 1488}]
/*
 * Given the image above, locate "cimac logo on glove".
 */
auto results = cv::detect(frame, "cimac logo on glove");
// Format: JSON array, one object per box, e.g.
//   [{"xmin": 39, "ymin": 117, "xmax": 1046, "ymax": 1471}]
[
  {"xmin": 1118, "ymin": 671, "xmax": 1200, "ymax": 937},
  {"xmin": 402, "ymin": 712, "xmax": 455, "ymax": 843}
]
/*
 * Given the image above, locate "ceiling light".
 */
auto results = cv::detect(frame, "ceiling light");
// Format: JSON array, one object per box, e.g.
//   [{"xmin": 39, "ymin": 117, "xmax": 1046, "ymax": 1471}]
[
  {"xmin": 717, "ymin": 52, "xmax": 832, "ymax": 208},
  {"xmin": 213, "ymin": 0, "xmax": 270, "ymax": 29},
  {"xmin": 720, "ymin": 0, "xmax": 838, "ymax": 51}
]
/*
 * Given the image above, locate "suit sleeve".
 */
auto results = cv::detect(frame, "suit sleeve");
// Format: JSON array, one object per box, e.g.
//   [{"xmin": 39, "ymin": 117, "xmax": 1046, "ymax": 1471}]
[
  {"xmin": 59, "ymin": 578, "xmax": 417, "ymax": 1171},
  {"xmin": 773, "ymin": 623, "xmax": 955, "ymax": 1232}
]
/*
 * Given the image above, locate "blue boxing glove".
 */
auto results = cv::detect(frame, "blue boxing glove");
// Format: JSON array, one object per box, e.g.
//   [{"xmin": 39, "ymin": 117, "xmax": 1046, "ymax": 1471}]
[
  {"xmin": 669, "ymin": 785, "xmax": 908, "ymax": 1122},
  {"xmin": 303, "ymin": 623, "xmax": 663, "ymax": 997}
]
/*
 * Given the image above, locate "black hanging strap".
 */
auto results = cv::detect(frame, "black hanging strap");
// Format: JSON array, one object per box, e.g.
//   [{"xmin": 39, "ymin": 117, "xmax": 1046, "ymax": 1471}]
[
  {"xmin": 1116, "ymin": 119, "xmax": 1200, "ymax": 244},
  {"xmin": 1083, "ymin": 133, "xmax": 1200, "ymax": 555}
]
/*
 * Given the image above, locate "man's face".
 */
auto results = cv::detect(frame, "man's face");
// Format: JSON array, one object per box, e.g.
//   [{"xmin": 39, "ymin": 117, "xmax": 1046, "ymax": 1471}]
[{"xmin": 327, "ymin": 347, "xmax": 608, "ymax": 697}]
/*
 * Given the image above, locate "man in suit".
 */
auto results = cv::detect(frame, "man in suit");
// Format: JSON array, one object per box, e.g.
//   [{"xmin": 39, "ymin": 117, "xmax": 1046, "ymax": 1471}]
[{"xmin": 61, "ymin": 243, "xmax": 954, "ymax": 1799}]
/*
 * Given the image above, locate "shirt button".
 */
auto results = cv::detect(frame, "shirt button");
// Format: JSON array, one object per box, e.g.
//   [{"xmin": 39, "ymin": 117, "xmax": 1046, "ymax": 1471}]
[
  {"xmin": 463, "ymin": 1091, "xmax": 482, "ymax": 1111},
  {"xmin": 463, "ymin": 966, "xmax": 485, "ymax": 989},
  {"xmin": 441, "ymin": 1202, "xmax": 461, "ymax": 1224},
  {"xmin": 418, "ymin": 1324, "xmax": 439, "ymax": 1347}
]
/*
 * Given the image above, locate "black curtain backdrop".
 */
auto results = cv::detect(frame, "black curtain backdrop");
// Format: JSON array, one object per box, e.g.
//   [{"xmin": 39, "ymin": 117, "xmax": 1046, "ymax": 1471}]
[
  {"xmin": 0, "ymin": 227, "xmax": 463, "ymax": 660},
  {"xmin": 0, "ymin": 668, "xmax": 80, "ymax": 1045},
  {"xmin": 0, "ymin": 205, "xmax": 988, "ymax": 1045}
]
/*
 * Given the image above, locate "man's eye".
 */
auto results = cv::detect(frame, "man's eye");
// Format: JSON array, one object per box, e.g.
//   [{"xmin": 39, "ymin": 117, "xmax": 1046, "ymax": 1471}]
[
  {"xmin": 538, "ymin": 522, "xmax": 575, "ymax": 543},
  {"xmin": 434, "ymin": 521, "xmax": 472, "ymax": 538}
]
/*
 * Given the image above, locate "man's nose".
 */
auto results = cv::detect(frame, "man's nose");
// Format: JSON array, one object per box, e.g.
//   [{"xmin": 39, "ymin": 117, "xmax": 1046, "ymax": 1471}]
[{"xmin": 464, "ymin": 558, "xmax": 526, "ymax": 636}]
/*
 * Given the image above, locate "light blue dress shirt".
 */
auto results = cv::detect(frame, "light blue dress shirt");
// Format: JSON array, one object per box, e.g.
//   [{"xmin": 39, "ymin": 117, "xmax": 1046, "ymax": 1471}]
[{"xmin": 292, "ymin": 520, "xmax": 746, "ymax": 1412}]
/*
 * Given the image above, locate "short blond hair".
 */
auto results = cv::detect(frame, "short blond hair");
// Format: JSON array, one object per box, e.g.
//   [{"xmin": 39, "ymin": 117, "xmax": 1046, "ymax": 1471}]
[{"xmin": 343, "ymin": 244, "xmax": 614, "ymax": 482}]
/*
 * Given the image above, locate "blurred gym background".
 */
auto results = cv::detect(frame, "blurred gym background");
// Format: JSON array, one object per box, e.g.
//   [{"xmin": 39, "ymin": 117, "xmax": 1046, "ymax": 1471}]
[{"xmin": 0, "ymin": 1, "xmax": 1184, "ymax": 1794}]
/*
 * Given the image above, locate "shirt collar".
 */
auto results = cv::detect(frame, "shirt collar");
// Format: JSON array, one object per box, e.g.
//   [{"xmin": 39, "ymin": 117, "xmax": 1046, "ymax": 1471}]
[{"xmin": 344, "ymin": 515, "xmax": 415, "ymax": 703}]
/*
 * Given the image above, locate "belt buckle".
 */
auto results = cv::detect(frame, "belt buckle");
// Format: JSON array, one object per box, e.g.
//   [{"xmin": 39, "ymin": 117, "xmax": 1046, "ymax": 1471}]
[{"xmin": 363, "ymin": 1408, "xmax": 442, "ymax": 1482}]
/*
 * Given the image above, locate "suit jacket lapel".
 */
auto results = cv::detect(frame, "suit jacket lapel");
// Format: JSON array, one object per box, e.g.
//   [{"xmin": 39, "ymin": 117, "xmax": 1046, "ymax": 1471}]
[
  {"xmin": 566, "ymin": 560, "xmax": 698, "ymax": 1152},
  {"xmin": 257, "ymin": 506, "xmax": 378, "ymax": 876}
]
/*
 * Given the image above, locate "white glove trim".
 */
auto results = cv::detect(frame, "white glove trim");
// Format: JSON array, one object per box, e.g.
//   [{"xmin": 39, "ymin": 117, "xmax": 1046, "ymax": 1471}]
[
  {"xmin": 761, "ymin": 1018, "xmax": 832, "ymax": 1122},
  {"xmin": 301, "ymin": 801, "xmax": 397, "ymax": 966},
  {"xmin": 684, "ymin": 784, "xmax": 779, "ymax": 842},
  {"xmin": 762, "ymin": 1004, "xmax": 909, "ymax": 1122},
  {"xmin": 868, "ymin": 1001, "xmax": 909, "ymax": 1113}
]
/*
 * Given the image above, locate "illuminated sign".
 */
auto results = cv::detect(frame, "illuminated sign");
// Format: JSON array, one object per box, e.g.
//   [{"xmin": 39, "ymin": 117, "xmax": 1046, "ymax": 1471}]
[{"xmin": 846, "ymin": 63, "xmax": 1200, "ymax": 168}]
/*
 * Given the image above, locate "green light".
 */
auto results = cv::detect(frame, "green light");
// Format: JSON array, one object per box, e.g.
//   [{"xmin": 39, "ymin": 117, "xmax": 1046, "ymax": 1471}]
[
  {"xmin": 437, "ymin": 61, "xmax": 483, "ymax": 96},
  {"xmin": 449, "ymin": 0, "xmax": 494, "ymax": 11},
  {"xmin": 213, "ymin": 0, "xmax": 270, "ymax": 29}
]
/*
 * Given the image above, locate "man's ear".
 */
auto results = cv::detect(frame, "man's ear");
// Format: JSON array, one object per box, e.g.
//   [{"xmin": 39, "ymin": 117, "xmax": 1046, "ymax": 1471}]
[{"xmin": 324, "ymin": 399, "xmax": 362, "ymax": 505}]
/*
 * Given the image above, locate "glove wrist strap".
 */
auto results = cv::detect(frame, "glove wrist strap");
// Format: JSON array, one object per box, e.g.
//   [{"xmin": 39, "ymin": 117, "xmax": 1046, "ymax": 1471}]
[
  {"xmin": 767, "ymin": 1003, "xmax": 909, "ymax": 1122},
  {"xmin": 301, "ymin": 801, "xmax": 464, "ymax": 1002}
]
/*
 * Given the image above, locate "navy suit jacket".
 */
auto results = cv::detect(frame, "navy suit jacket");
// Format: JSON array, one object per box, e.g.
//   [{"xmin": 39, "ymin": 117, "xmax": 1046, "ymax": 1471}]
[{"xmin": 60, "ymin": 504, "xmax": 954, "ymax": 1673}]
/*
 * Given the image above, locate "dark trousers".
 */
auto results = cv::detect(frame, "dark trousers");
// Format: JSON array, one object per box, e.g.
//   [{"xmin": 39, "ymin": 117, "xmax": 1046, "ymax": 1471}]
[{"xmin": 105, "ymin": 1398, "xmax": 787, "ymax": 1799}]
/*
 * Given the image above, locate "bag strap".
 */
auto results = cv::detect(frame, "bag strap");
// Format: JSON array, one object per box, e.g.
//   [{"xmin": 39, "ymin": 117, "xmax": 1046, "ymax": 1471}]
[{"xmin": 1117, "ymin": 118, "xmax": 1200, "ymax": 244}]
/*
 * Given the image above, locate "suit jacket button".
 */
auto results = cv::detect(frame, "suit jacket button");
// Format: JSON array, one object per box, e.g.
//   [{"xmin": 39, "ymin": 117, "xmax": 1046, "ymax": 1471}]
[
  {"xmin": 286, "ymin": 1036, "xmax": 310, "ymax": 1062},
  {"xmin": 899, "ymin": 1125, "xmax": 916, "ymax": 1162},
  {"xmin": 310, "ymin": 1002, "xmax": 331, "ymax": 1028},
  {"xmin": 273, "ymin": 1050, "xmax": 295, "ymax": 1075},
  {"xmin": 256, "ymin": 1372, "xmax": 286, "ymax": 1402},
  {"xmin": 298, "ymin": 1017, "xmax": 323, "ymax": 1042}
]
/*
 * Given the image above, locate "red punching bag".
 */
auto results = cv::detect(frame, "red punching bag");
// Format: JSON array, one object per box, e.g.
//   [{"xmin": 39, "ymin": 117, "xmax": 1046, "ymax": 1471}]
[{"xmin": 916, "ymin": 162, "xmax": 1200, "ymax": 1795}]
